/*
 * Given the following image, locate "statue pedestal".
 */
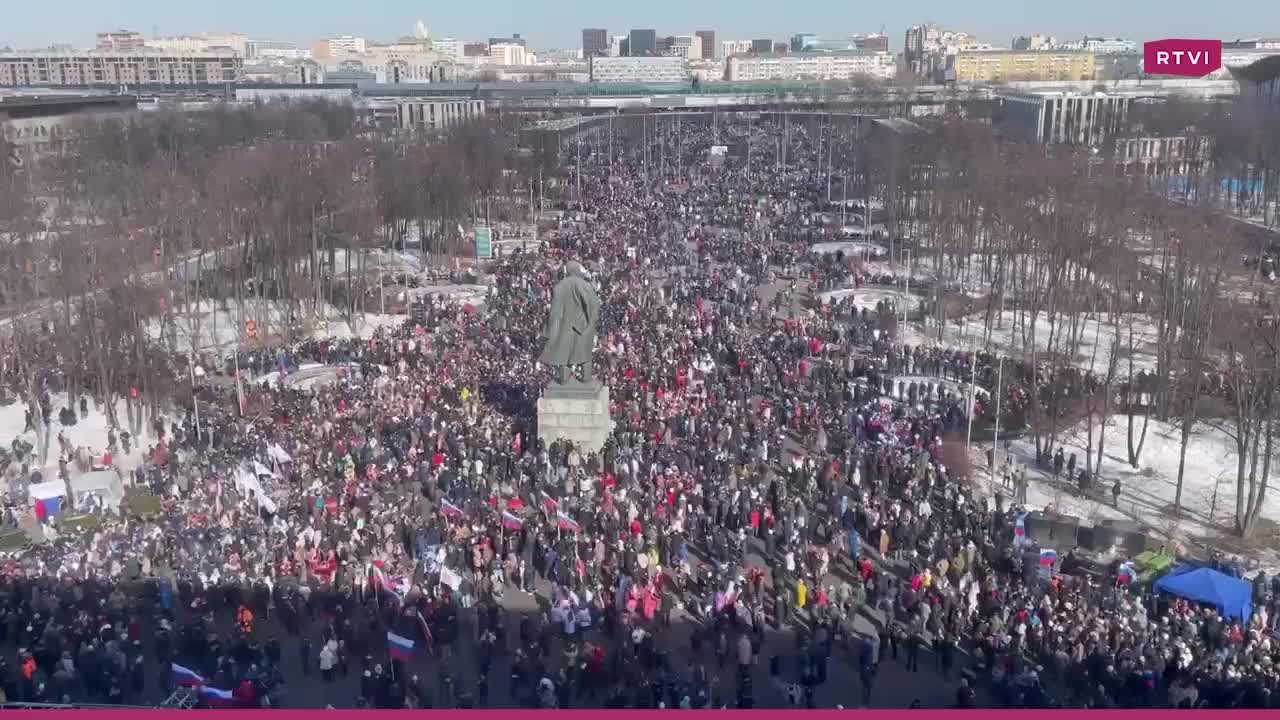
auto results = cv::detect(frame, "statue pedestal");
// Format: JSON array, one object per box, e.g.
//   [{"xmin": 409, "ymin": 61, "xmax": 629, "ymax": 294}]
[{"xmin": 537, "ymin": 381, "xmax": 611, "ymax": 453}]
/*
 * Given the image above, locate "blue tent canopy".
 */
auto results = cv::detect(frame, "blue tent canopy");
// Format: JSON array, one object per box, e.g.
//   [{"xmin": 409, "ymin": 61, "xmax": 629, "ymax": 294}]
[{"xmin": 1153, "ymin": 565, "xmax": 1253, "ymax": 621}]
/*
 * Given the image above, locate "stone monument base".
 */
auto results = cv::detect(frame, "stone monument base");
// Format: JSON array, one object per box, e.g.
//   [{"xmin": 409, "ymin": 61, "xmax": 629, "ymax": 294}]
[{"xmin": 537, "ymin": 381, "xmax": 611, "ymax": 453}]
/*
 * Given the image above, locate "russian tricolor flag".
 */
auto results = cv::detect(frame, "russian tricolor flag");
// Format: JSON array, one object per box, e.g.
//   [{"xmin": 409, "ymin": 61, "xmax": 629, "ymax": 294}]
[
  {"xmin": 556, "ymin": 511, "xmax": 581, "ymax": 533},
  {"xmin": 1014, "ymin": 513, "xmax": 1027, "ymax": 537},
  {"xmin": 441, "ymin": 499, "xmax": 464, "ymax": 519},
  {"xmin": 370, "ymin": 565, "xmax": 407, "ymax": 605},
  {"xmin": 33, "ymin": 495, "xmax": 61, "ymax": 522},
  {"xmin": 1118, "ymin": 562, "xmax": 1137, "ymax": 583},
  {"xmin": 171, "ymin": 663, "xmax": 205, "ymax": 687},
  {"xmin": 387, "ymin": 631, "xmax": 414, "ymax": 661},
  {"xmin": 1039, "ymin": 548, "xmax": 1058, "ymax": 567},
  {"xmin": 198, "ymin": 685, "xmax": 236, "ymax": 707},
  {"xmin": 501, "ymin": 511, "xmax": 524, "ymax": 530},
  {"xmin": 541, "ymin": 492, "xmax": 560, "ymax": 514}
]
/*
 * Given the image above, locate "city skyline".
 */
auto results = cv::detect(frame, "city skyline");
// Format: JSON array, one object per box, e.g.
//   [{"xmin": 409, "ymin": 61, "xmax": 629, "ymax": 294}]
[{"xmin": 2, "ymin": 0, "xmax": 1277, "ymax": 52}]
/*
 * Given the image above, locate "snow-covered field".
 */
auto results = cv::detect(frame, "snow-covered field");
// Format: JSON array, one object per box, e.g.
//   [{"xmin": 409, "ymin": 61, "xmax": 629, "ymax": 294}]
[
  {"xmin": 147, "ymin": 299, "xmax": 405, "ymax": 355},
  {"xmin": 902, "ymin": 310, "xmax": 1161, "ymax": 374},
  {"xmin": 859, "ymin": 261, "xmax": 933, "ymax": 280},
  {"xmin": 327, "ymin": 249, "xmax": 424, "ymax": 277},
  {"xmin": 971, "ymin": 415, "xmax": 1280, "ymax": 566},
  {"xmin": 820, "ymin": 287, "xmax": 923, "ymax": 312},
  {"xmin": 411, "ymin": 284, "xmax": 491, "ymax": 308},
  {"xmin": 0, "ymin": 393, "xmax": 164, "ymax": 480},
  {"xmin": 811, "ymin": 241, "xmax": 888, "ymax": 258}
]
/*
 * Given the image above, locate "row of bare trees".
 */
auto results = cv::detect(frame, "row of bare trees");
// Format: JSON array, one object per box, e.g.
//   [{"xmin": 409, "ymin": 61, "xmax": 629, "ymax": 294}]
[
  {"xmin": 0, "ymin": 100, "xmax": 520, "ymax": 461},
  {"xmin": 811, "ymin": 102, "xmax": 1278, "ymax": 538}
]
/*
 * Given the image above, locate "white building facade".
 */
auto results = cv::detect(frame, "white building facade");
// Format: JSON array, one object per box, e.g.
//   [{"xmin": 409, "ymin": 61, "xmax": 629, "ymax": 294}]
[
  {"xmin": 719, "ymin": 40, "xmax": 753, "ymax": 59},
  {"xmin": 489, "ymin": 43, "xmax": 530, "ymax": 66},
  {"xmin": 396, "ymin": 98, "xmax": 486, "ymax": 131},
  {"xmin": 666, "ymin": 36, "xmax": 703, "ymax": 60},
  {"xmin": 149, "ymin": 33, "xmax": 249, "ymax": 57},
  {"xmin": 998, "ymin": 91, "xmax": 1131, "ymax": 146},
  {"xmin": 328, "ymin": 36, "xmax": 367, "ymax": 55},
  {"xmin": 589, "ymin": 56, "xmax": 688, "ymax": 82},
  {"xmin": 1082, "ymin": 37, "xmax": 1136, "ymax": 54},
  {"xmin": 726, "ymin": 51, "xmax": 896, "ymax": 82},
  {"xmin": 246, "ymin": 40, "xmax": 301, "ymax": 60},
  {"xmin": 432, "ymin": 38, "xmax": 463, "ymax": 63}
]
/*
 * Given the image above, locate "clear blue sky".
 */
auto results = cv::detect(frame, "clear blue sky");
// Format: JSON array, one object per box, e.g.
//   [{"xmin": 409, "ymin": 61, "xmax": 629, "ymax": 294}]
[{"xmin": 4, "ymin": 0, "xmax": 1277, "ymax": 51}]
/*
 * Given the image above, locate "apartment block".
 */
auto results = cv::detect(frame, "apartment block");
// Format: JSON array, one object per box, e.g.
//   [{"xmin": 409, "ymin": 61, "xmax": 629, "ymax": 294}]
[
  {"xmin": 589, "ymin": 56, "xmax": 687, "ymax": 82},
  {"xmin": 96, "ymin": 30, "xmax": 146, "ymax": 52},
  {"xmin": 0, "ymin": 51, "xmax": 243, "ymax": 86},
  {"xmin": 952, "ymin": 50, "xmax": 1095, "ymax": 82},
  {"xmin": 727, "ymin": 51, "xmax": 896, "ymax": 82}
]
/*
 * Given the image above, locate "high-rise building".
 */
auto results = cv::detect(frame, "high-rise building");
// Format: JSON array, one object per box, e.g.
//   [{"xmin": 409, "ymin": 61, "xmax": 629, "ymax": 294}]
[
  {"xmin": 627, "ymin": 29, "xmax": 657, "ymax": 56},
  {"xmin": 432, "ymin": 38, "xmax": 463, "ymax": 63},
  {"xmin": 1011, "ymin": 33, "xmax": 1057, "ymax": 51},
  {"xmin": 582, "ymin": 28, "xmax": 609, "ymax": 57},
  {"xmin": 666, "ymin": 35, "xmax": 702, "ymax": 60},
  {"xmin": 720, "ymin": 40, "xmax": 753, "ymax": 58},
  {"xmin": 751, "ymin": 39, "xmax": 773, "ymax": 54},
  {"xmin": 905, "ymin": 23, "xmax": 980, "ymax": 76},
  {"xmin": 904, "ymin": 23, "xmax": 942, "ymax": 63},
  {"xmin": 463, "ymin": 43, "xmax": 489, "ymax": 57},
  {"xmin": 853, "ymin": 34, "xmax": 889, "ymax": 53},
  {"xmin": 96, "ymin": 30, "xmax": 146, "ymax": 53},
  {"xmin": 489, "ymin": 34, "xmax": 525, "ymax": 48},
  {"xmin": 695, "ymin": 31, "xmax": 715, "ymax": 61},
  {"xmin": 791, "ymin": 33, "xmax": 818, "ymax": 52},
  {"xmin": 610, "ymin": 35, "xmax": 627, "ymax": 57}
]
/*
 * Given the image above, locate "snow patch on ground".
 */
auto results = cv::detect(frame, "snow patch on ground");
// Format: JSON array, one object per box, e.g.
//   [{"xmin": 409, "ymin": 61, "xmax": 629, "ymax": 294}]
[
  {"xmin": 147, "ymin": 299, "xmax": 406, "ymax": 355},
  {"xmin": 327, "ymin": 249, "xmax": 424, "ymax": 277},
  {"xmin": 972, "ymin": 414, "xmax": 1280, "ymax": 566},
  {"xmin": 811, "ymin": 241, "xmax": 888, "ymax": 258},
  {"xmin": 901, "ymin": 311, "xmax": 1161, "ymax": 374},
  {"xmin": 820, "ymin": 287, "xmax": 923, "ymax": 312},
  {"xmin": 0, "ymin": 393, "xmax": 165, "ymax": 481},
  {"xmin": 411, "ymin": 284, "xmax": 491, "ymax": 308}
]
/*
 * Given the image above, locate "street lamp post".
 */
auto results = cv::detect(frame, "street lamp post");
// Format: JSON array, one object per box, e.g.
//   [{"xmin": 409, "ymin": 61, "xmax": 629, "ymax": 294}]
[
  {"xmin": 901, "ymin": 249, "xmax": 912, "ymax": 326},
  {"xmin": 965, "ymin": 355, "xmax": 977, "ymax": 452},
  {"xmin": 990, "ymin": 355, "xmax": 1005, "ymax": 494}
]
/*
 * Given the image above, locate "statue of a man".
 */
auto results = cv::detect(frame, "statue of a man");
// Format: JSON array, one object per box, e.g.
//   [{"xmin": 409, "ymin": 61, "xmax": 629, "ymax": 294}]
[{"xmin": 540, "ymin": 260, "xmax": 601, "ymax": 385}]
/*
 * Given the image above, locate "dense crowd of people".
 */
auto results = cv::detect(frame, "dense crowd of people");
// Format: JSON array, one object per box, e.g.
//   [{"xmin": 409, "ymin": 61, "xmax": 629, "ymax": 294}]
[{"xmin": 1, "ymin": 116, "xmax": 1279, "ymax": 709}]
